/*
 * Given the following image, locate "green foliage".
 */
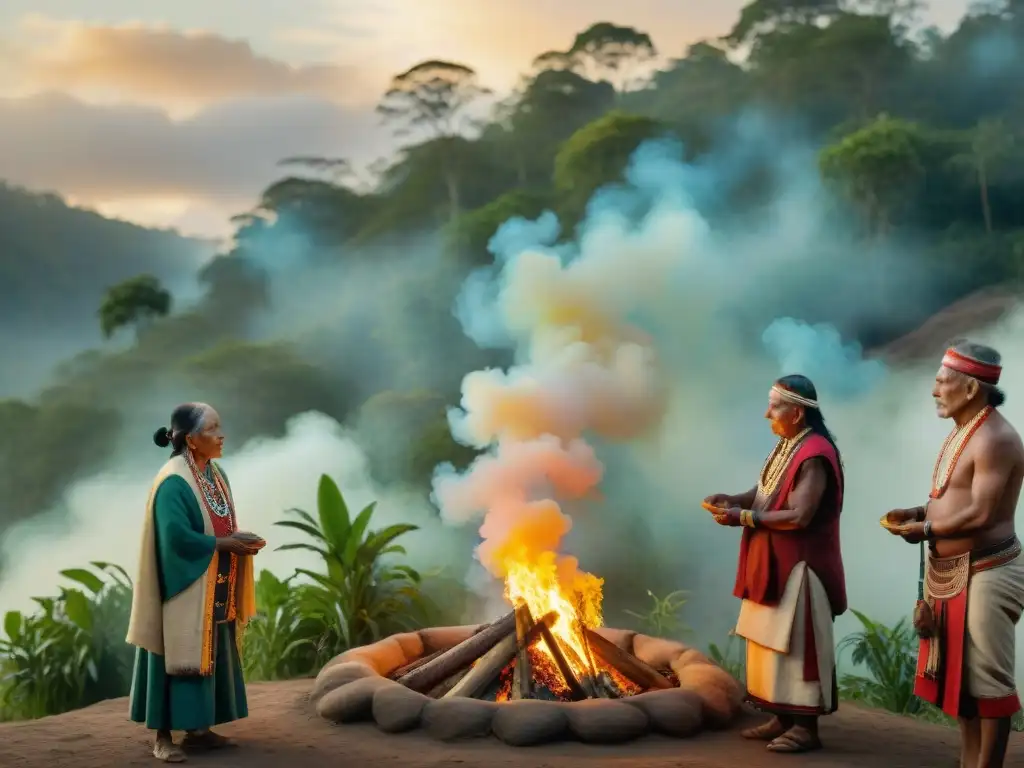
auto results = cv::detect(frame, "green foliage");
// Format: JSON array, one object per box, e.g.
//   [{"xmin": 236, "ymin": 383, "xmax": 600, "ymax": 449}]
[
  {"xmin": 0, "ymin": 400, "xmax": 122, "ymax": 542},
  {"xmin": 0, "ymin": 182, "xmax": 206, "ymax": 338},
  {"xmin": 711, "ymin": 610, "xmax": 1024, "ymax": 732},
  {"xmin": 449, "ymin": 188, "xmax": 554, "ymax": 266},
  {"xmin": 836, "ymin": 610, "xmax": 1019, "ymax": 731},
  {"xmin": 240, "ymin": 570, "xmax": 315, "ymax": 681},
  {"xmin": 623, "ymin": 589, "xmax": 690, "ymax": 638},
  {"xmin": 819, "ymin": 115, "xmax": 930, "ymax": 236},
  {"xmin": 272, "ymin": 474, "xmax": 428, "ymax": 657},
  {"xmin": 553, "ymin": 110, "xmax": 665, "ymax": 224},
  {"xmin": 564, "ymin": 22, "xmax": 658, "ymax": 90},
  {"xmin": 836, "ymin": 608, "xmax": 936, "ymax": 717},
  {"xmin": 708, "ymin": 632, "xmax": 746, "ymax": 682},
  {"xmin": 357, "ymin": 390, "xmax": 478, "ymax": 488},
  {"xmin": 0, "ymin": 563, "xmax": 134, "ymax": 721},
  {"xmin": 97, "ymin": 274, "xmax": 173, "ymax": 339},
  {"xmin": 177, "ymin": 340, "xmax": 355, "ymax": 444},
  {"xmin": 377, "ymin": 60, "xmax": 491, "ymax": 137},
  {"xmin": 2, "ymin": 476, "xmax": 447, "ymax": 713}
]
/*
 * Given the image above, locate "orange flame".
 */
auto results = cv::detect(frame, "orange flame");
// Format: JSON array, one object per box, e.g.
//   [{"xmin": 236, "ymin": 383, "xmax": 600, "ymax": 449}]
[{"xmin": 503, "ymin": 551, "xmax": 604, "ymax": 680}]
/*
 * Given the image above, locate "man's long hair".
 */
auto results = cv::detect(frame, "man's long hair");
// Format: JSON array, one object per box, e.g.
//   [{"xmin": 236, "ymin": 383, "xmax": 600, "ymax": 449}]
[{"xmin": 776, "ymin": 373, "xmax": 845, "ymax": 485}]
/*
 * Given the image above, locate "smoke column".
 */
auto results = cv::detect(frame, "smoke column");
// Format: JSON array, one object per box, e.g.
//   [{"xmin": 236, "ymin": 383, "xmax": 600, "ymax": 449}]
[
  {"xmin": 432, "ymin": 199, "xmax": 676, "ymax": 619},
  {"xmin": 4, "ymin": 121, "xmax": 1024, "ymax": 684},
  {"xmin": 432, "ymin": 132, "xmax": 1024, "ymax": 682}
]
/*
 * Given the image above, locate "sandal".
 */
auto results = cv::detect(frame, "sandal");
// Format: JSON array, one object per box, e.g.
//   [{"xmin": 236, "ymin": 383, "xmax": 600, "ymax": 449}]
[
  {"xmin": 741, "ymin": 717, "xmax": 788, "ymax": 741},
  {"xmin": 181, "ymin": 730, "xmax": 236, "ymax": 751},
  {"xmin": 153, "ymin": 740, "xmax": 187, "ymax": 763},
  {"xmin": 766, "ymin": 727, "xmax": 823, "ymax": 754}
]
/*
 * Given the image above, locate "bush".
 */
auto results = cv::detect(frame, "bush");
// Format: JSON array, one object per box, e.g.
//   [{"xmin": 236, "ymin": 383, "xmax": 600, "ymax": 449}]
[{"xmin": 0, "ymin": 563, "xmax": 133, "ymax": 721}]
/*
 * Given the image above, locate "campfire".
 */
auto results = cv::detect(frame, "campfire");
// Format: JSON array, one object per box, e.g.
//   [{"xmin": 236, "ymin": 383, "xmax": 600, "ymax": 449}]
[
  {"xmin": 386, "ymin": 599, "xmax": 677, "ymax": 703},
  {"xmin": 310, "ymin": 505, "xmax": 744, "ymax": 744},
  {"xmin": 311, "ymin": 587, "xmax": 744, "ymax": 744}
]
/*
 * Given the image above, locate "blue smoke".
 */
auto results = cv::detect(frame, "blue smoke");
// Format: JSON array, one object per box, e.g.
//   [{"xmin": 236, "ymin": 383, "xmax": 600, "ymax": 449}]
[
  {"xmin": 969, "ymin": 29, "xmax": 1018, "ymax": 77},
  {"xmin": 762, "ymin": 317, "xmax": 886, "ymax": 400},
  {"xmin": 453, "ymin": 124, "xmax": 896, "ymax": 408},
  {"xmin": 487, "ymin": 209, "xmax": 560, "ymax": 264}
]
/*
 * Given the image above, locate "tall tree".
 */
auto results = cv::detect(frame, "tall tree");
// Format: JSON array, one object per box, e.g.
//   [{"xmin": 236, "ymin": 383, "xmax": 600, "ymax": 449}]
[
  {"xmin": 97, "ymin": 274, "xmax": 172, "ymax": 340},
  {"xmin": 726, "ymin": 0, "xmax": 844, "ymax": 48},
  {"xmin": 377, "ymin": 60, "xmax": 492, "ymax": 224},
  {"xmin": 553, "ymin": 111, "xmax": 665, "ymax": 225},
  {"xmin": 496, "ymin": 69, "xmax": 616, "ymax": 187},
  {"xmin": 819, "ymin": 114, "xmax": 929, "ymax": 239},
  {"xmin": 644, "ymin": 41, "xmax": 748, "ymax": 143},
  {"xmin": 949, "ymin": 118, "xmax": 1016, "ymax": 234},
  {"xmin": 566, "ymin": 22, "xmax": 658, "ymax": 91}
]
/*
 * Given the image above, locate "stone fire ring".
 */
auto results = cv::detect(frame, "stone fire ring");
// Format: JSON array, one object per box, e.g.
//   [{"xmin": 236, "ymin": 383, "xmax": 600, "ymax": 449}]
[{"xmin": 310, "ymin": 625, "xmax": 744, "ymax": 746}]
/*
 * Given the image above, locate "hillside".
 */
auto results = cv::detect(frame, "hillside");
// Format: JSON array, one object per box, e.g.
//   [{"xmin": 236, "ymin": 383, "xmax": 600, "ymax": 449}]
[
  {"xmin": 877, "ymin": 285, "xmax": 1021, "ymax": 364},
  {"xmin": 0, "ymin": 182, "xmax": 215, "ymax": 394}
]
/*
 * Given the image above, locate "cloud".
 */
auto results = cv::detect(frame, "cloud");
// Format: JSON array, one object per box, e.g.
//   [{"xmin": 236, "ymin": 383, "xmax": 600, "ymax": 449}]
[
  {"xmin": 12, "ymin": 20, "xmax": 379, "ymax": 110},
  {"xmin": 0, "ymin": 92, "xmax": 392, "ymax": 223}
]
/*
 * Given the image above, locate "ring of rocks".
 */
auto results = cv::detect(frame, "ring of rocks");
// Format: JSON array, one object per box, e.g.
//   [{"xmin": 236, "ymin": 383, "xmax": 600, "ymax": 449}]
[{"xmin": 310, "ymin": 625, "xmax": 744, "ymax": 745}]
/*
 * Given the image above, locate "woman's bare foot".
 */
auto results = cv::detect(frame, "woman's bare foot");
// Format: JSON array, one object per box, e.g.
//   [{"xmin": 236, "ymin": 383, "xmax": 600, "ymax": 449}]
[
  {"xmin": 741, "ymin": 716, "xmax": 789, "ymax": 741},
  {"xmin": 181, "ymin": 729, "xmax": 236, "ymax": 751},
  {"xmin": 153, "ymin": 733, "xmax": 187, "ymax": 763}
]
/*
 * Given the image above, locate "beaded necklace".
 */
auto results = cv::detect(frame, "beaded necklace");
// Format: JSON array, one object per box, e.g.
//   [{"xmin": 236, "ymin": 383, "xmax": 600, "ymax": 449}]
[
  {"xmin": 930, "ymin": 405, "xmax": 992, "ymax": 499},
  {"xmin": 184, "ymin": 450, "xmax": 234, "ymax": 523},
  {"xmin": 758, "ymin": 427, "xmax": 812, "ymax": 498}
]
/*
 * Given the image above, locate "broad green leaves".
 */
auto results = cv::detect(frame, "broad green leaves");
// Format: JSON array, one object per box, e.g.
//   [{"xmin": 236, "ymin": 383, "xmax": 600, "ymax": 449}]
[
  {"xmin": 243, "ymin": 474, "xmax": 429, "ymax": 676},
  {"xmin": 0, "ymin": 563, "xmax": 133, "ymax": 721},
  {"xmin": 836, "ymin": 608, "xmax": 940, "ymax": 720}
]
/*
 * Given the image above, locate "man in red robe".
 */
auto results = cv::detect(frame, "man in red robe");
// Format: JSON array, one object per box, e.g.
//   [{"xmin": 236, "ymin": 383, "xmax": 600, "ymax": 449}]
[
  {"xmin": 704, "ymin": 373, "xmax": 847, "ymax": 754},
  {"xmin": 884, "ymin": 340, "xmax": 1024, "ymax": 768}
]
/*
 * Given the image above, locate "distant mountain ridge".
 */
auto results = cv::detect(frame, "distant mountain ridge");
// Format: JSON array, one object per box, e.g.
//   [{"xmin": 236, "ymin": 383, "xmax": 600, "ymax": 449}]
[{"xmin": 0, "ymin": 181, "xmax": 216, "ymax": 395}]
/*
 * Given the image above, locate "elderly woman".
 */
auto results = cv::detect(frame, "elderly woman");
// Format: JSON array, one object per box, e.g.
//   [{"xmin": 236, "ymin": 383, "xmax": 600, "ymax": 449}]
[{"xmin": 126, "ymin": 402, "xmax": 265, "ymax": 762}]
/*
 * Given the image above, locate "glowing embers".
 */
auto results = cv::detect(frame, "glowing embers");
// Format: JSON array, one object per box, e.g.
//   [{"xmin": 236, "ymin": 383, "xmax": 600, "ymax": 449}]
[{"xmin": 390, "ymin": 601, "xmax": 675, "ymax": 703}]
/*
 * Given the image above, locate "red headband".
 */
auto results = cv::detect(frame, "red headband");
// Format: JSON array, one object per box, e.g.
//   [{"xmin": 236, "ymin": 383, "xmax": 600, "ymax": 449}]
[{"xmin": 942, "ymin": 348, "xmax": 1001, "ymax": 385}]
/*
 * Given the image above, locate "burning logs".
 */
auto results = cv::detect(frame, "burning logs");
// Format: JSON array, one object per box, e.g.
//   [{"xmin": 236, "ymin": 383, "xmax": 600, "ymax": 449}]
[
  {"xmin": 536, "ymin": 620, "xmax": 588, "ymax": 702},
  {"xmin": 390, "ymin": 615, "xmax": 671, "ymax": 705},
  {"xmin": 584, "ymin": 628, "xmax": 673, "ymax": 690},
  {"xmin": 511, "ymin": 602, "xmax": 534, "ymax": 700},
  {"xmin": 388, "ymin": 648, "xmax": 445, "ymax": 680},
  {"xmin": 398, "ymin": 611, "xmax": 517, "ymax": 694},
  {"xmin": 313, "ymin": 625, "xmax": 746, "ymax": 745},
  {"xmin": 445, "ymin": 610, "xmax": 556, "ymax": 699}
]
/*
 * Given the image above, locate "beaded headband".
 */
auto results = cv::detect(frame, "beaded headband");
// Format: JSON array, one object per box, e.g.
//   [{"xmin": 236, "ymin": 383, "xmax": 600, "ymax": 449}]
[
  {"xmin": 942, "ymin": 348, "xmax": 1001, "ymax": 385},
  {"xmin": 771, "ymin": 384, "xmax": 819, "ymax": 410}
]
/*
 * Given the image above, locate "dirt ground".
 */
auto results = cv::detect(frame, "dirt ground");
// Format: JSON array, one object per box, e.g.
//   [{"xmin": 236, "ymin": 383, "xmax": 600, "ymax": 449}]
[{"xmin": 1, "ymin": 679, "xmax": 1022, "ymax": 768}]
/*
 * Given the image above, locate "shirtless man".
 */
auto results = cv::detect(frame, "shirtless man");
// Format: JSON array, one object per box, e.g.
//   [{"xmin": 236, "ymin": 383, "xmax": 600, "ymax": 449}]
[{"xmin": 885, "ymin": 340, "xmax": 1024, "ymax": 768}]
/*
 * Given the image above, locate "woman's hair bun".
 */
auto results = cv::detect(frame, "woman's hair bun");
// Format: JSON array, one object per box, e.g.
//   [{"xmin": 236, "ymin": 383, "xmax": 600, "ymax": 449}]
[{"xmin": 153, "ymin": 427, "xmax": 172, "ymax": 448}]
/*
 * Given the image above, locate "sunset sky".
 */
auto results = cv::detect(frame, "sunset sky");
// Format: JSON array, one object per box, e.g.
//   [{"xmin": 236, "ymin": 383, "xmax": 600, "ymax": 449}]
[{"xmin": 0, "ymin": 0, "xmax": 972, "ymax": 237}]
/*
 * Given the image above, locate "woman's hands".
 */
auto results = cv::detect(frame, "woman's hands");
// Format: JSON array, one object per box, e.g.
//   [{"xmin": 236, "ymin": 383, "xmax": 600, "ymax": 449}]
[
  {"xmin": 216, "ymin": 531, "xmax": 266, "ymax": 555},
  {"xmin": 702, "ymin": 496, "xmax": 743, "ymax": 527}
]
